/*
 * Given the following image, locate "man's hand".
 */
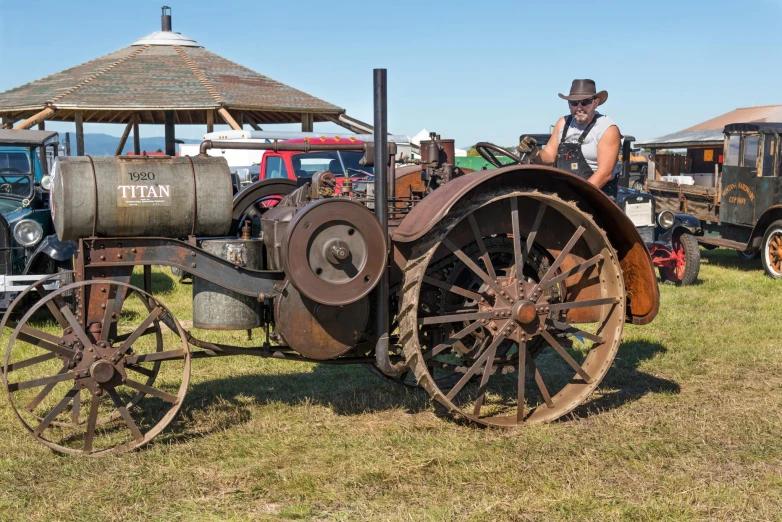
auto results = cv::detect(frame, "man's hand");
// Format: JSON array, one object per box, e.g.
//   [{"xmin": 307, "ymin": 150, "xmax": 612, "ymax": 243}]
[{"xmin": 518, "ymin": 135, "xmax": 539, "ymax": 156}]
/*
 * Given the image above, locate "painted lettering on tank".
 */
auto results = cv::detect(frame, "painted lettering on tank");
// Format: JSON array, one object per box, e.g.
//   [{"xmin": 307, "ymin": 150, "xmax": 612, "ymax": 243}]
[{"xmin": 117, "ymin": 184, "xmax": 172, "ymax": 207}]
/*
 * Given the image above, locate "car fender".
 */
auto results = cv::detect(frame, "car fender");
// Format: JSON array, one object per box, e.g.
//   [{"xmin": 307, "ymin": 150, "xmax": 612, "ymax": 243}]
[
  {"xmin": 22, "ymin": 234, "xmax": 75, "ymax": 274},
  {"xmin": 391, "ymin": 164, "xmax": 659, "ymax": 325}
]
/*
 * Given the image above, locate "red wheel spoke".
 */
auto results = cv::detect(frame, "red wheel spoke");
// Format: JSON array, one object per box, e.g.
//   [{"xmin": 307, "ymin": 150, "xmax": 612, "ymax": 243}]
[
  {"xmin": 419, "ymin": 311, "xmax": 495, "ymax": 326},
  {"xmin": 33, "ymin": 385, "xmax": 79, "ymax": 436},
  {"xmin": 524, "ymin": 202, "xmax": 547, "ymax": 267},
  {"xmin": 83, "ymin": 394, "xmax": 101, "ymax": 454},
  {"xmin": 539, "ymin": 329, "xmax": 592, "ymax": 383},
  {"xmin": 540, "ymin": 254, "xmax": 604, "ymax": 290},
  {"xmin": 427, "ymin": 320, "xmax": 486, "ymax": 360},
  {"xmin": 6, "ymin": 352, "xmax": 57, "ymax": 373},
  {"xmin": 124, "ymin": 379, "xmax": 179, "ymax": 404},
  {"xmin": 517, "ymin": 343, "xmax": 528, "ymax": 422},
  {"xmin": 446, "ymin": 332, "xmax": 509, "ymax": 401},
  {"xmin": 510, "ymin": 197, "xmax": 525, "ymax": 284},
  {"xmin": 115, "ymin": 306, "xmax": 164, "ymax": 357},
  {"xmin": 547, "ymin": 320, "xmax": 605, "ymax": 344},
  {"xmin": 10, "ymin": 367, "xmax": 76, "ymax": 393},
  {"xmin": 545, "ymin": 296, "xmax": 619, "ymax": 312},
  {"xmin": 126, "ymin": 348, "xmax": 186, "ymax": 365},
  {"xmin": 442, "ymin": 237, "xmax": 507, "ymax": 301},
  {"xmin": 529, "ymin": 226, "xmax": 586, "ymax": 296},
  {"xmin": 422, "ymin": 276, "xmax": 483, "ymax": 303},
  {"xmin": 527, "ymin": 356, "xmax": 554, "ymax": 408},
  {"xmin": 467, "ymin": 214, "xmax": 496, "ymax": 281},
  {"xmin": 108, "ymin": 388, "xmax": 144, "ymax": 441}
]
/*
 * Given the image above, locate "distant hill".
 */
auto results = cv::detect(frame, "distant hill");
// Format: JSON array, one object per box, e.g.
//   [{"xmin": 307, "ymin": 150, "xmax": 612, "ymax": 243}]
[{"xmin": 59, "ymin": 133, "xmax": 201, "ymax": 156}]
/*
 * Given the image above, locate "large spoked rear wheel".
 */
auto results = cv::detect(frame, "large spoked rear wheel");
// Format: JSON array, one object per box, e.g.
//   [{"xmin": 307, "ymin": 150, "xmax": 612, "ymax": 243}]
[
  {"xmin": 3, "ymin": 280, "xmax": 190, "ymax": 456},
  {"xmin": 397, "ymin": 190, "xmax": 626, "ymax": 426},
  {"xmin": 761, "ymin": 220, "xmax": 782, "ymax": 279}
]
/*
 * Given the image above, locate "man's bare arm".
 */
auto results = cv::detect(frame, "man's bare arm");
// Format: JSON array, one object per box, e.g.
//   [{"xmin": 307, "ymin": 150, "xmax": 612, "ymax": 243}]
[
  {"xmin": 532, "ymin": 117, "xmax": 565, "ymax": 165},
  {"xmin": 589, "ymin": 125, "xmax": 620, "ymax": 188}
]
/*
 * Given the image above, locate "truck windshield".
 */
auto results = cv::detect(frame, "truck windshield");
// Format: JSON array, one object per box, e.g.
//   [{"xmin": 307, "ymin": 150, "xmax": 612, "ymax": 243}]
[
  {"xmin": 292, "ymin": 151, "xmax": 374, "ymax": 178},
  {"xmin": 0, "ymin": 150, "xmax": 34, "ymax": 197}
]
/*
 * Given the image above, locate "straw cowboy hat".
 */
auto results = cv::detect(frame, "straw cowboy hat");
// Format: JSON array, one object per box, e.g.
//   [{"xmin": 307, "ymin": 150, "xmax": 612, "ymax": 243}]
[{"xmin": 558, "ymin": 79, "xmax": 608, "ymax": 105}]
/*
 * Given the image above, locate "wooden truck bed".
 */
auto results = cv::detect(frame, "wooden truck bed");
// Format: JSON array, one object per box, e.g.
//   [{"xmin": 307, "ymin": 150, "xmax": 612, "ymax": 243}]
[{"xmin": 646, "ymin": 179, "xmax": 720, "ymax": 223}]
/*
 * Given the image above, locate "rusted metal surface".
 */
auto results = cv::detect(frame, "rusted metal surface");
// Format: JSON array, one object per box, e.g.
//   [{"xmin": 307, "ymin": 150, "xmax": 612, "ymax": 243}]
[{"xmin": 392, "ymin": 165, "xmax": 659, "ymax": 325}]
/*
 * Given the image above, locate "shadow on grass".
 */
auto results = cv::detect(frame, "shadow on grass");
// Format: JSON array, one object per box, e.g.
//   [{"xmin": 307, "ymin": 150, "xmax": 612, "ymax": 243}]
[
  {"xmin": 700, "ymin": 248, "xmax": 762, "ymax": 272},
  {"xmin": 568, "ymin": 339, "xmax": 679, "ymax": 419}
]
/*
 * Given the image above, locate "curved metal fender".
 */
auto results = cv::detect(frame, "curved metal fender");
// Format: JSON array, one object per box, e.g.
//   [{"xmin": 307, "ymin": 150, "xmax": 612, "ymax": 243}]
[
  {"xmin": 22, "ymin": 235, "xmax": 76, "ymax": 274},
  {"xmin": 229, "ymin": 178, "xmax": 297, "ymax": 235},
  {"xmin": 391, "ymin": 165, "xmax": 659, "ymax": 325}
]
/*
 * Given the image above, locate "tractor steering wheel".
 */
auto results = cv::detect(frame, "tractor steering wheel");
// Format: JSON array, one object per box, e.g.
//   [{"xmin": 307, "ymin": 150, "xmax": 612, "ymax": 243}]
[{"xmin": 474, "ymin": 142, "xmax": 525, "ymax": 168}]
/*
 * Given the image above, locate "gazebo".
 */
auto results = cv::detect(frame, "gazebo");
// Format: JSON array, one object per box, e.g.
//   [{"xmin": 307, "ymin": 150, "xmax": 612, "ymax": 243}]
[{"xmin": 0, "ymin": 7, "xmax": 362, "ymax": 156}]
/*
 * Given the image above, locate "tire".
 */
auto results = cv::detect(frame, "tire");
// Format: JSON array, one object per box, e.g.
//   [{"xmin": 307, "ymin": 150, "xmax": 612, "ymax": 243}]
[
  {"xmin": 631, "ymin": 180, "xmax": 645, "ymax": 192},
  {"xmin": 659, "ymin": 231, "xmax": 700, "ymax": 286},
  {"xmin": 737, "ymin": 249, "xmax": 759, "ymax": 260},
  {"xmin": 761, "ymin": 220, "xmax": 782, "ymax": 279}
]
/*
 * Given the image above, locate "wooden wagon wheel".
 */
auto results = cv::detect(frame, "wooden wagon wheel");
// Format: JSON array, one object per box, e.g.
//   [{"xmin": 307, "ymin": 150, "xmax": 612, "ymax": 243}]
[
  {"xmin": 397, "ymin": 190, "xmax": 626, "ymax": 426},
  {"xmin": 3, "ymin": 279, "xmax": 190, "ymax": 455}
]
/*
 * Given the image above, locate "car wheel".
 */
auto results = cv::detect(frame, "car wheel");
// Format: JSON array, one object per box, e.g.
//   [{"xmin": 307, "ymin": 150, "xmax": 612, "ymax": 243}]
[
  {"xmin": 659, "ymin": 231, "xmax": 700, "ymax": 286},
  {"xmin": 761, "ymin": 220, "xmax": 782, "ymax": 279}
]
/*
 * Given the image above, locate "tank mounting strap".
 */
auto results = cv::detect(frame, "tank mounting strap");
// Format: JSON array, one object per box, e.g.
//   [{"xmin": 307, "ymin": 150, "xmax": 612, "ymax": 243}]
[
  {"xmin": 185, "ymin": 155, "xmax": 198, "ymax": 236},
  {"xmin": 86, "ymin": 155, "xmax": 99, "ymax": 237}
]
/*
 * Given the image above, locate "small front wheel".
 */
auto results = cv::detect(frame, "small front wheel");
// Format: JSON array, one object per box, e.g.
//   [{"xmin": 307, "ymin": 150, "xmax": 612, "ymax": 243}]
[
  {"xmin": 761, "ymin": 220, "xmax": 782, "ymax": 279},
  {"xmin": 660, "ymin": 231, "xmax": 700, "ymax": 286}
]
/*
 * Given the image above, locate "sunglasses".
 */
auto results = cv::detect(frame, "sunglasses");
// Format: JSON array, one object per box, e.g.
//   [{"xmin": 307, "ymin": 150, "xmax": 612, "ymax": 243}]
[{"xmin": 569, "ymin": 98, "xmax": 595, "ymax": 107}]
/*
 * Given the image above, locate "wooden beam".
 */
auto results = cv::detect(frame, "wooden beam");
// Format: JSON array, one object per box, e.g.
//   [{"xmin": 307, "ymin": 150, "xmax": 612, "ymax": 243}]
[
  {"xmin": 301, "ymin": 113, "xmax": 313, "ymax": 132},
  {"xmin": 243, "ymin": 112, "xmax": 261, "ymax": 131},
  {"xmin": 64, "ymin": 132, "xmax": 71, "ymax": 156},
  {"xmin": 37, "ymin": 120, "xmax": 45, "ymax": 130},
  {"xmin": 133, "ymin": 114, "xmax": 140, "ymax": 155},
  {"xmin": 218, "ymin": 107, "xmax": 242, "ymax": 131},
  {"xmin": 164, "ymin": 110, "xmax": 175, "ymax": 156},
  {"xmin": 1, "ymin": 117, "xmax": 13, "ymax": 129},
  {"xmin": 13, "ymin": 107, "xmax": 56, "ymax": 130},
  {"xmin": 75, "ymin": 110, "xmax": 85, "ymax": 156},
  {"xmin": 114, "ymin": 119, "xmax": 134, "ymax": 156},
  {"xmin": 206, "ymin": 110, "xmax": 214, "ymax": 133}
]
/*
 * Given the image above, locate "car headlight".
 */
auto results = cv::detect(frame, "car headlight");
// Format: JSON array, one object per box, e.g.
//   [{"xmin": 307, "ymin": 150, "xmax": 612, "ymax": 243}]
[
  {"xmin": 657, "ymin": 210, "xmax": 675, "ymax": 229},
  {"xmin": 13, "ymin": 219, "xmax": 43, "ymax": 247},
  {"xmin": 40, "ymin": 175, "xmax": 52, "ymax": 191}
]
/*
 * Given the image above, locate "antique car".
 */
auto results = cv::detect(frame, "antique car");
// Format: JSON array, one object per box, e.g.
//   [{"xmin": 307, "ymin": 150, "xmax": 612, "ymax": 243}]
[
  {"xmin": 0, "ymin": 71, "xmax": 659, "ymax": 456},
  {"xmin": 647, "ymin": 122, "xmax": 782, "ymax": 278},
  {"xmin": 0, "ymin": 129, "xmax": 74, "ymax": 311}
]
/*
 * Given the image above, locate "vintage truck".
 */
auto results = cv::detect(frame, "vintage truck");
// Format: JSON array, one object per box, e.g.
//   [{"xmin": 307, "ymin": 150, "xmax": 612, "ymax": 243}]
[
  {"xmin": 0, "ymin": 129, "xmax": 74, "ymax": 310},
  {"xmin": 646, "ymin": 122, "xmax": 782, "ymax": 278}
]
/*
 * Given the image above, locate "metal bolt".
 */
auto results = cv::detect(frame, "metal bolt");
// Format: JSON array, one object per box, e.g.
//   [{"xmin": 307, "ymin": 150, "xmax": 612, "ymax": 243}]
[
  {"xmin": 101, "ymin": 303, "xmax": 106, "ymax": 309},
  {"xmin": 131, "ymin": 248, "xmax": 137, "ymax": 253},
  {"xmin": 191, "ymin": 262, "xmax": 196, "ymax": 268},
  {"xmin": 87, "ymin": 347, "xmax": 93, "ymax": 352},
  {"xmin": 101, "ymin": 287, "xmax": 106, "ymax": 293},
  {"xmin": 191, "ymin": 252, "xmax": 196, "ymax": 257},
  {"xmin": 100, "ymin": 256, "xmax": 105, "ymax": 261},
  {"xmin": 117, "ymin": 254, "xmax": 122, "ymax": 259},
  {"xmin": 121, "ymin": 377, "xmax": 126, "ymax": 384}
]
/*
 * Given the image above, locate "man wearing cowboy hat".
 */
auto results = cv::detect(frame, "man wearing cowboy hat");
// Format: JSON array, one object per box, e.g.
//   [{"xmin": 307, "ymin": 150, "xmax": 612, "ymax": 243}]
[{"xmin": 519, "ymin": 79, "xmax": 621, "ymax": 198}]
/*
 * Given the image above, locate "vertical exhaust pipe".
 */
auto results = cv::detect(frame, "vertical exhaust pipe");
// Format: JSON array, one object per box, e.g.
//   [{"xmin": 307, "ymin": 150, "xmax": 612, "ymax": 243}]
[
  {"xmin": 373, "ymin": 69, "xmax": 405, "ymax": 376},
  {"xmin": 161, "ymin": 6, "xmax": 172, "ymax": 31}
]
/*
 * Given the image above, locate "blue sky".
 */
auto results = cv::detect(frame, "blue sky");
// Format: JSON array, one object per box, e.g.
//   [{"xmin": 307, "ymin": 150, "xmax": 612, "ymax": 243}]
[{"xmin": 1, "ymin": 0, "xmax": 781, "ymax": 148}]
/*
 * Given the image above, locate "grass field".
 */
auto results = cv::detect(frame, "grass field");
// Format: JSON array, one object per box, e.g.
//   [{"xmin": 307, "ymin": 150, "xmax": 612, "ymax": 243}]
[{"xmin": 0, "ymin": 248, "xmax": 780, "ymax": 521}]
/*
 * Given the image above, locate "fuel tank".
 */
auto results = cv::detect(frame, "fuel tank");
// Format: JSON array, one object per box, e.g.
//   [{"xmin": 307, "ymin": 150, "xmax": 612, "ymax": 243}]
[{"xmin": 51, "ymin": 155, "xmax": 233, "ymax": 240}]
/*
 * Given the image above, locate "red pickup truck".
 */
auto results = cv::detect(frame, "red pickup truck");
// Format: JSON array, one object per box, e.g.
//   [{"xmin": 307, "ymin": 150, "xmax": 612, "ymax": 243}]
[{"xmin": 258, "ymin": 137, "xmax": 374, "ymax": 182}]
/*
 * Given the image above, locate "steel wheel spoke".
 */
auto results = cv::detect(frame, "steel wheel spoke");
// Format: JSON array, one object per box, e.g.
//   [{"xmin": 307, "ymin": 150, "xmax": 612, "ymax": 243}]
[
  {"xmin": 115, "ymin": 306, "xmax": 164, "ymax": 357},
  {"xmin": 33, "ymin": 283, "xmax": 69, "ymax": 328},
  {"xmin": 527, "ymin": 356, "xmax": 554, "ymax": 408},
  {"xmin": 33, "ymin": 385, "xmax": 79, "ymax": 436},
  {"xmin": 446, "ymin": 332, "xmax": 508, "ymax": 401},
  {"xmin": 540, "ymin": 254, "xmax": 603, "ymax": 290},
  {"xmin": 524, "ymin": 202, "xmax": 547, "ymax": 267},
  {"xmin": 6, "ymin": 352, "xmax": 57, "ymax": 373},
  {"xmin": 11, "ymin": 367, "xmax": 76, "ymax": 393},
  {"xmin": 472, "ymin": 333, "xmax": 505, "ymax": 417},
  {"xmin": 427, "ymin": 320, "xmax": 486, "ymax": 359},
  {"xmin": 547, "ymin": 320, "xmax": 605, "ymax": 344},
  {"xmin": 108, "ymin": 388, "xmax": 144, "ymax": 441},
  {"xmin": 83, "ymin": 394, "xmax": 100, "ymax": 453},
  {"xmin": 125, "ymin": 364, "xmax": 155, "ymax": 378},
  {"xmin": 124, "ymin": 379, "xmax": 179, "ymax": 404},
  {"xmin": 71, "ymin": 388, "xmax": 81, "ymax": 426},
  {"xmin": 468, "ymin": 214, "xmax": 496, "ymax": 280},
  {"xmin": 60, "ymin": 305, "xmax": 94, "ymax": 350},
  {"xmin": 545, "ymin": 296, "xmax": 619, "ymax": 313},
  {"xmin": 100, "ymin": 297, "xmax": 116, "ymax": 342},
  {"xmin": 442, "ymin": 237, "xmax": 507, "ymax": 300},
  {"xmin": 422, "ymin": 276, "xmax": 483, "ymax": 303},
  {"xmin": 517, "ymin": 343, "xmax": 527, "ymax": 422},
  {"xmin": 510, "ymin": 197, "xmax": 525, "ymax": 284},
  {"xmin": 114, "ymin": 327, "xmax": 157, "ymax": 344},
  {"xmin": 539, "ymin": 329, "xmax": 592, "ymax": 383},
  {"xmin": 22, "ymin": 364, "xmax": 68, "ymax": 410},
  {"xmin": 419, "ymin": 311, "xmax": 495, "ymax": 326},
  {"xmin": 126, "ymin": 348, "xmax": 186, "ymax": 365},
  {"xmin": 529, "ymin": 226, "xmax": 586, "ymax": 296}
]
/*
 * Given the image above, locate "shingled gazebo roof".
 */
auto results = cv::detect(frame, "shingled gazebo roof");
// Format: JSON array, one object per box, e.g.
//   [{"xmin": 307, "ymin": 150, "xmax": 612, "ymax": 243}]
[{"xmin": 0, "ymin": 26, "xmax": 344, "ymax": 126}]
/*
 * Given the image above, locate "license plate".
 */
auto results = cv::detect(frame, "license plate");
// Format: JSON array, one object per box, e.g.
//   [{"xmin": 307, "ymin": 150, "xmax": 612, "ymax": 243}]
[{"xmin": 624, "ymin": 201, "xmax": 653, "ymax": 227}]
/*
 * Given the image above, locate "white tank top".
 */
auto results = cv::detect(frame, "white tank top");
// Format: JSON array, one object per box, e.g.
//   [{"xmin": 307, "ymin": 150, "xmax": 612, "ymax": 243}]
[{"xmin": 560, "ymin": 113, "xmax": 618, "ymax": 172}]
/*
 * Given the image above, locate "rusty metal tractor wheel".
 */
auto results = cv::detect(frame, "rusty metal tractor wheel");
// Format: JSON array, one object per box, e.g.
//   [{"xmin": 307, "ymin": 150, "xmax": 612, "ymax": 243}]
[
  {"xmin": 761, "ymin": 220, "xmax": 782, "ymax": 279},
  {"xmin": 282, "ymin": 199, "xmax": 387, "ymax": 306},
  {"xmin": 3, "ymin": 280, "xmax": 190, "ymax": 456},
  {"xmin": 397, "ymin": 190, "xmax": 626, "ymax": 426}
]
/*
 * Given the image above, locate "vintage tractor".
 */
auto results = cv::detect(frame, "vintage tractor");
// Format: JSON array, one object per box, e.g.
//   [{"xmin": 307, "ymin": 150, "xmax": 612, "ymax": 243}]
[{"xmin": 0, "ymin": 71, "xmax": 659, "ymax": 455}]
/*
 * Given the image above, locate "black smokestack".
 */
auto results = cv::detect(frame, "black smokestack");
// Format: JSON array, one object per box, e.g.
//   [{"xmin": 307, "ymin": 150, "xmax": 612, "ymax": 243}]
[{"xmin": 161, "ymin": 6, "xmax": 172, "ymax": 31}]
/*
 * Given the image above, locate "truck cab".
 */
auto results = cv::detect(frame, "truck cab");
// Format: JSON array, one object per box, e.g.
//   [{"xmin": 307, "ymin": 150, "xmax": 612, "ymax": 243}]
[
  {"xmin": 0, "ymin": 129, "xmax": 74, "ymax": 310},
  {"xmin": 259, "ymin": 137, "xmax": 374, "ymax": 183}
]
